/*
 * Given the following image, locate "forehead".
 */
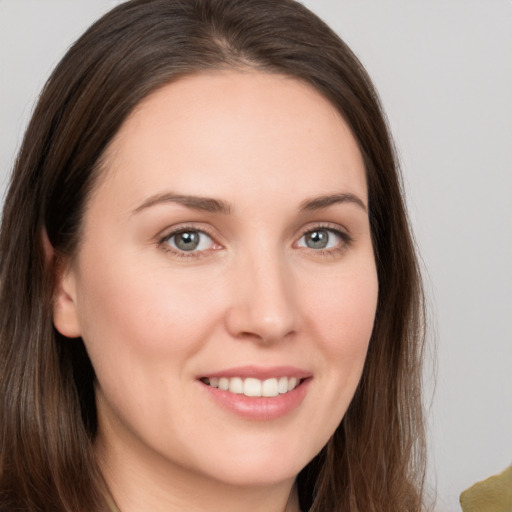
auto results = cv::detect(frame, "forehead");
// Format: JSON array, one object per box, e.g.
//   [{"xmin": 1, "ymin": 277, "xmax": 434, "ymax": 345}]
[{"xmin": 95, "ymin": 70, "xmax": 367, "ymax": 211}]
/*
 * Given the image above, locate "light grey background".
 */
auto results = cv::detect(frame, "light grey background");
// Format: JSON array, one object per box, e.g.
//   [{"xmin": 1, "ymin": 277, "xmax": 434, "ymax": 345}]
[{"xmin": 1, "ymin": 1, "xmax": 511, "ymax": 511}]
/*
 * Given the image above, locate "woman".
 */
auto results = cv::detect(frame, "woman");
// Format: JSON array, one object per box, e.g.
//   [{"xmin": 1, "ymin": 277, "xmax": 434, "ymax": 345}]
[{"xmin": 0, "ymin": 0, "xmax": 426, "ymax": 510}]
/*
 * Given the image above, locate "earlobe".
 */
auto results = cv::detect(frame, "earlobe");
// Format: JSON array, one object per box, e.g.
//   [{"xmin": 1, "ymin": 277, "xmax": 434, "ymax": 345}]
[
  {"xmin": 41, "ymin": 229, "xmax": 82, "ymax": 338},
  {"xmin": 53, "ymin": 266, "xmax": 82, "ymax": 338}
]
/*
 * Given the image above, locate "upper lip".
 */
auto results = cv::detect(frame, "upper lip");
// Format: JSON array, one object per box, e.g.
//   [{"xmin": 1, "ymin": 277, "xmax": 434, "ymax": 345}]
[{"xmin": 199, "ymin": 365, "xmax": 312, "ymax": 380}]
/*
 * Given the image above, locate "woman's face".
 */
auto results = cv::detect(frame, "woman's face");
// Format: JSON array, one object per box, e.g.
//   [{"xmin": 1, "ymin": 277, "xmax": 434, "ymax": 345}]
[{"xmin": 54, "ymin": 71, "xmax": 378, "ymax": 489}]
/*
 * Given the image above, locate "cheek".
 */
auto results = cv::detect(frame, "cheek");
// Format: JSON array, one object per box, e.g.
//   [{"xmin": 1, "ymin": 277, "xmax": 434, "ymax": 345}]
[
  {"xmin": 305, "ymin": 263, "xmax": 378, "ymax": 356},
  {"xmin": 74, "ymin": 253, "xmax": 225, "ymax": 382},
  {"xmin": 302, "ymin": 258, "xmax": 378, "ymax": 406}
]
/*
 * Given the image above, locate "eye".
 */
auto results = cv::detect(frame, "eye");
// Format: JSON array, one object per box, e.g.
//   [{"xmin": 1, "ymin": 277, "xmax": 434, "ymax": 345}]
[
  {"xmin": 296, "ymin": 228, "xmax": 348, "ymax": 250},
  {"xmin": 163, "ymin": 229, "xmax": 215, "ymax": 253}
]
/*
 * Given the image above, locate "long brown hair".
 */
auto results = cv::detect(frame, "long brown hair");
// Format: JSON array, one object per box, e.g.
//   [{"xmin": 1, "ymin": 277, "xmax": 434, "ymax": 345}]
[{"xmin": 0, "ymin": 0, "xmax": 426, "ymax": 510}]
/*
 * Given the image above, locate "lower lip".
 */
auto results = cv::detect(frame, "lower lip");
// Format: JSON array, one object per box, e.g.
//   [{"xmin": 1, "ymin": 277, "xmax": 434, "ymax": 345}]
[{"xmin": 200, "ymin": 379, "xmax": 311, "ymax": 421}]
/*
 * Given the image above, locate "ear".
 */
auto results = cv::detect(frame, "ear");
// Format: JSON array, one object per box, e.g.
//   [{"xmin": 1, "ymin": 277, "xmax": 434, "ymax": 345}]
[{"xmin": 41, "ymin": 229, "xmax": 82, "ymax": 338}]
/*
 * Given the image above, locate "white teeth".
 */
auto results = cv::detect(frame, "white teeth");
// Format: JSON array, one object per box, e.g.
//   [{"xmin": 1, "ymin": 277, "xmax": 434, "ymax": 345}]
[
  {"xmin": 203, "ymin": 376, "xmax": 301, "ymax": 397},
  {"xmin": 218, "ymin": 377, "xmax": 229, "ymax": 391},
  {"xmin": 262, "ymin": 378, "xmax": 279, "ymax": 397},
  {"xmin": 229, "ymin": 377, "xmax": 243, "ymax": 394},
  {"xmin": 244, "ymin": 378, "xmax": 262, "ymax": 397},
  {"xmin": 278, "ymin": 376, "xmax": 288, "ymax": 394}
]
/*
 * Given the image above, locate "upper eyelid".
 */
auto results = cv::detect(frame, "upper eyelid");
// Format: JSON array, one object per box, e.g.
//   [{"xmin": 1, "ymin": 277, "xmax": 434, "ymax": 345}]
[
  {"xmin": 156, "ymin": 221, "xmax": 352, "ymax": 248},
  {"xmin": 158, "ymin": 223, "xmax": 218, "ymax": 242},
  {"xmin": 296, "ymin": 221, "xmax": 351, "ymax": 238},
  {"xmin": 158, "ymin": 226, "xmax": 220, "ymax": 258},
  {"xmin": 294, "ymin": 223, "xmax": 355, "ymax": 251}
]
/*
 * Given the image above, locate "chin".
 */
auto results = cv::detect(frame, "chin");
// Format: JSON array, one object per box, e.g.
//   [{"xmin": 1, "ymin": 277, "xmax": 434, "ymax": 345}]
[
  {"xmin": 209, "ymin": 461, "xmax": 302, "ymax": 488},
  {"xmin": 189, "ymin": 440, "xmax": 317, "ymax": 488}
]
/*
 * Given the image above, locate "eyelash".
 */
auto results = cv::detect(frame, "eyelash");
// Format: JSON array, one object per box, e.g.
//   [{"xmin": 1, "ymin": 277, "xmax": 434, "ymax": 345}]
[
  {"xmin": 158, "ymin": 223, "xmax": 353, "ymax": 258},
  {"xmin": 295, "ymin": 223, "xmax": 354, "ymax": 256},
  {"xmin": 158, "ymin": 224, "xmax": 219, "ymax": 259}
]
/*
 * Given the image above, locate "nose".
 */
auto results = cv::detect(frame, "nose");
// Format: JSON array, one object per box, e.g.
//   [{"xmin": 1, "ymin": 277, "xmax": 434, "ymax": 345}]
[{"xmin": 224, "ymin": 249, "xmax": 298, "ymax": 345}]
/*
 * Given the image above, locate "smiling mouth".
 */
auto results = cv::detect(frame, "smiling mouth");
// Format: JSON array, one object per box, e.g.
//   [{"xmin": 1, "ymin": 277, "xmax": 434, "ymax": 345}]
[{"xmin": 200, "ymin": 376, "xmax": 304, "ymax": 398}]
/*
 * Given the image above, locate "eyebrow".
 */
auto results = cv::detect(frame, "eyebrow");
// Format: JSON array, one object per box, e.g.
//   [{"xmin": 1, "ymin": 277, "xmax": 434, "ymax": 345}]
[
  {"xmin": 132, "ymin": 192, "xmax": 232, "ymax": 215},
  {"xmin": 299, "ymin": 193, "xmax": 367, "ymax": 213},
  {"xmin": 131, "ymin": 191, "xmax": 367, "ymax": 216}
]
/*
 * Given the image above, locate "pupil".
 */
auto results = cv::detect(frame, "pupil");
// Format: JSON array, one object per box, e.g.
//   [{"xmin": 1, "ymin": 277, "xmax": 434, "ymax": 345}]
[
  {"xmin": 306, "ymin": 230, "xmax": 328, "ymax": 249},
  {"xmin": 176, "ymin": 231, "xmax": 199, "ymax": 251}
]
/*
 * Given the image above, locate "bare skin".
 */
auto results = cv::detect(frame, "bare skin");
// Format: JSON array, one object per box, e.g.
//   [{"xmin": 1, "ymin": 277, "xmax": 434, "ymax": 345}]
[{"xmin": 53, "ymin": 71, "xmax": 377, "ymax": 511}]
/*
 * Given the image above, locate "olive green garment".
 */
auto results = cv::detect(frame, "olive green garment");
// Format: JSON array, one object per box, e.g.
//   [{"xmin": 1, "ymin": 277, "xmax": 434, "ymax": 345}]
[{"xmin": 460, "ymin": 465, "xmax": 512, "ymax": 512}]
